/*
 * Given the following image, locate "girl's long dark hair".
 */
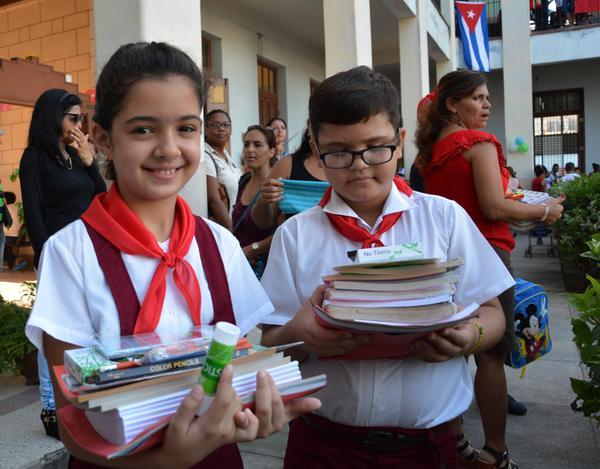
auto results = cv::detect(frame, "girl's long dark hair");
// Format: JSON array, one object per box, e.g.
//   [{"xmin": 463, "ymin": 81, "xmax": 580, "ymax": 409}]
[
  {"xmin": 27, "ymin": 89, "xmax": 81, "ymax": 159},
  {"xmin": 415, "ymin": 70, "xmax": 487, "ymax": 167}
]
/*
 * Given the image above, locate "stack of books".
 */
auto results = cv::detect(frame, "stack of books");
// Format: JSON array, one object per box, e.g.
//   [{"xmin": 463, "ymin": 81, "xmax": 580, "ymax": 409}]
[
  {"xmin": 53, "ymin": 330, "xmax": 326, "ymax": 460},
  {"xmin": 314, "ymin": 248, "xmax": 479, "ymax": 358}
]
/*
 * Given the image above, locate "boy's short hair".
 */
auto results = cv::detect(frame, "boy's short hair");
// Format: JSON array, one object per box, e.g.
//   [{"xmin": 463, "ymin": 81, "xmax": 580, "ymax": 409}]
[
  {"xmin": 565, "ymin": 162, "xmax": 575, "ymax": 171},
  {"xmin": 309, "ymin": 66, "xmax": 401, "ymax": 141}
]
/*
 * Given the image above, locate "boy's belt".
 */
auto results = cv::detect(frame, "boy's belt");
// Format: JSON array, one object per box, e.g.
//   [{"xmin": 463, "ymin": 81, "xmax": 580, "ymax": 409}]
[{"xmin": 300, "ymin": 413, "xmax": 452, "ymax": 454}]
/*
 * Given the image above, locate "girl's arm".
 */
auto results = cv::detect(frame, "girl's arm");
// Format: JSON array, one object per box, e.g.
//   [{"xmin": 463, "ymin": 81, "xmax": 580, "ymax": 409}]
[
  {"xmin": 468, "ymin": 142, "xmax": 564, "ymax": 224},
  {"xmin": 251, "ymin": 157, "xmax": 291, "ymax": 229},
  {"xmin": 242, "ymin": 234, "xmax": 274, "ymax": 259},
  {"xmin": 207, "ymin": 175, "xmax": 232, "ymax": 230}
]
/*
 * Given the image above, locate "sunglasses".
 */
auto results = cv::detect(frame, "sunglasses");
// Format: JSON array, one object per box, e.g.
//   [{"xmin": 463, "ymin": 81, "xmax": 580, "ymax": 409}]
[{"xmin": 64, "ymin": 113, "xmax": 83, "ymax": 124}]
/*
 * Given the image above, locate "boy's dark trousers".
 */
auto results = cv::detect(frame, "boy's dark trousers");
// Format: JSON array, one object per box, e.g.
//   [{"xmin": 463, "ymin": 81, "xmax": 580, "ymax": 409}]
[{"xmin": 284, "ymin": 413, "xmax": 458, "ymax": 469}]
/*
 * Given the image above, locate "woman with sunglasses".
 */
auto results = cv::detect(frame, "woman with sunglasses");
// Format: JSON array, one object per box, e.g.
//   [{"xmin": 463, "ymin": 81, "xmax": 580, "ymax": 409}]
[{"xmin": 19, "ymin": 88, "xmax": 106, "ymax": 440}]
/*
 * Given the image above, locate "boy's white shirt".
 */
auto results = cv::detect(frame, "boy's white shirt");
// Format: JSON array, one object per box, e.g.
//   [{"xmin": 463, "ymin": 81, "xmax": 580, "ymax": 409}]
[
  {"xmin": 261, "ymin": 184, "xmax": 515, "ymax": 429},
  {"xmin": 26, "ymin": 218, "xmax": 273, "ymax": 352}
]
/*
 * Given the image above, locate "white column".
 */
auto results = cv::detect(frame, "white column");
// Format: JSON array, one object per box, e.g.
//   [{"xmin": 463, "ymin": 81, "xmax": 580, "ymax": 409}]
[
  {"xmin": 398, "ymin": 0, "xmax": 429, "ymax": 170},
  {"xmin": 323, "ymin": 0, "xmax": 372, "ymax": 77},
  {"xmin": 436, "ymin": 0, "xmax": 456, "ymax": 79},
  {"xmin": 501, "ymin": 0, "xmax": 534, "ymax": 181},
  {"xmin": 93, "ymin": 0, "xmax": 207, "ymax": 216}
]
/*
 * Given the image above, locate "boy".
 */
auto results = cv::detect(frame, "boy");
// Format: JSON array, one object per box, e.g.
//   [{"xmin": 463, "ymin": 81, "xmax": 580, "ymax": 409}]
[{"xmin": 260, "ymin": 67, "xmax": 513, "ymax": 468}]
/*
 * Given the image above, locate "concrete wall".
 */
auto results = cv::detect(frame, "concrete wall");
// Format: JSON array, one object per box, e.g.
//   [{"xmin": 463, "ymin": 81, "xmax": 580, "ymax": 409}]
[
  {"xmin": 201, "ymin": 1, "xmax": 325, "ymax": 162},
  {"xmin": 0, "ymin": 0, "xmax": 94, "ymax": 197},
  {"xmin": 485, "ymin": 60, "xmax": 600, "ymax": 175},
  {"xmin": 533, "ymin": 59, "xmax": 600, "ymax": 174}
]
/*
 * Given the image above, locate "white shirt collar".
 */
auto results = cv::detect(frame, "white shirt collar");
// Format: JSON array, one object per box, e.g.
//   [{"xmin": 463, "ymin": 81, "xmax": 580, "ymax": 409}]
[
  {"xmin": 322, "ymin": 182, "xmax": 417, "ymax": 233},
  {"xmin": 205, "ymin": 142, "xmax": 233, "ymax": 163}
]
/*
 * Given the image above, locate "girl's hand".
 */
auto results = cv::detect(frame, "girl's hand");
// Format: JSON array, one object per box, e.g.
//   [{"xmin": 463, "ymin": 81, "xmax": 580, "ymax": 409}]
[
  {"xmin": 253, "ymin": 370, "xmax": 321, "ymax": 438},
  {"xmin": 68, "ymin": 128, "xmax": 94, "ymax": 167},
  {"xmin": 160, "ymin": 366, "xmax": 257, "ymax": 467},
  {"xmin": 258, "ymin": 178, "xmax": 284, "ymax": 205},
  {"xmin": 544, "ymin": 195, "xmax": 565, "ymax": 225},
  {"xmin": 288, "ymin": 285, "xmax": 369, "ymax": 357},
  {"xmin": 410, "ymin": 321, "xmax": 479, "ymax": 362}
]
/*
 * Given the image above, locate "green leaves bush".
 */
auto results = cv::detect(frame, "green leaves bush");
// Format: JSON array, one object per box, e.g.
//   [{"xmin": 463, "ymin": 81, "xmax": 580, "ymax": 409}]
[
  {"xmin": 549, "ymin": 174, "xmax": 600, "ymax": 282},
  {"xmin": 570, "ymin": 234, "xmax": 600, "ymax": 425}
]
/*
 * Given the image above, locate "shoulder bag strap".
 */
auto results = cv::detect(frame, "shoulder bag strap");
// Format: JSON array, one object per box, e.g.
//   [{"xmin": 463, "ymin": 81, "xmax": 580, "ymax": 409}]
[
  {"xmin": 194, "ymin": 216, "xmax": 236, "ymax": 325},
  {"xmin": 83, "ymin": 221, "xmax": 140, "ymax": 335}
]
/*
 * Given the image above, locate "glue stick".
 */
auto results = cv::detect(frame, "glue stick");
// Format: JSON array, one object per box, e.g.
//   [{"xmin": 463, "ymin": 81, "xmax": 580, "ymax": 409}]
[{"xmin": 196, "ymin": 321, "xmax": 240, "ymax": 415}]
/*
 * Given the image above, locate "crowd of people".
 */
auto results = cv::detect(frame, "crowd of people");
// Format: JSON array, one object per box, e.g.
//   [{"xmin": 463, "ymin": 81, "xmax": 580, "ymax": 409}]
[{"xmin": 7, "ymin": 38, "xmax": 598, "ymax": 468}]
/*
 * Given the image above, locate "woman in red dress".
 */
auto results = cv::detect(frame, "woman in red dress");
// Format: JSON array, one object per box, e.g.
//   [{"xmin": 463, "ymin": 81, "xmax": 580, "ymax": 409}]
[{"xmin": 416, "ymin": 70, "xmax": 564, "ymax": 469}]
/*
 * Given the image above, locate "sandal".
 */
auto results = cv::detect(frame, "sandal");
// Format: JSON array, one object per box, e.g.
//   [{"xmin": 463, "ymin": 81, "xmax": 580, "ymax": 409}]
[
  {"xmin": 457, "ymin": 433, "xmax": 479, "ymax": 463},
  {"xmin": 475, "ymin": 445, "xmax": 518, "ymax": 469}
]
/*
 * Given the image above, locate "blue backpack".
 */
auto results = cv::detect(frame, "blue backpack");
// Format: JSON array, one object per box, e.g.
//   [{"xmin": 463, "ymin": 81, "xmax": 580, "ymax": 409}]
[{"xmin": 505, "ymin": 278, "xmax": 552, "ymax": 368}]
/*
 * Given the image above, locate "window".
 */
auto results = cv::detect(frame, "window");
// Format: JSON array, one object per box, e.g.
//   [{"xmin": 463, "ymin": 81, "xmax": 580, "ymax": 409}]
[
  {"xmin": 257, "ymin": 60, "xmax": 278, "ymax": 125},
  {"xmin": 533, "ymin": 89, "xmax": 584, "ymax": 169},
  {"xmin": 202, "ymin": 37, "xmax": 212, "ymax": 74}
]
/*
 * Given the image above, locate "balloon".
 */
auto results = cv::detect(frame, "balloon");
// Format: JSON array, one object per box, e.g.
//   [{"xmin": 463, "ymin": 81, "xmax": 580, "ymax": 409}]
[
  {"xmin": 518, "ymin": 143, "xmax": 529, "ymax": 153},
  {"xmin": 508, "ymin": 142, "xmax": 519, "ymax": 153},
  {"xmin": 515, "ymin": 137, "xmax": 525, "ymax": 146}
]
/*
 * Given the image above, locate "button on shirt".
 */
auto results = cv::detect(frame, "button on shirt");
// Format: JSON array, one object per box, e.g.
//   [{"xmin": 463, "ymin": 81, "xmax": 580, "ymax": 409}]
[
  {"xmin": 203, "ymin": 143, "xmax": 242, "ymax": 213},
  {"xmin": 261, "ymin": 185, "xmax": 514, "ymax": 429}
]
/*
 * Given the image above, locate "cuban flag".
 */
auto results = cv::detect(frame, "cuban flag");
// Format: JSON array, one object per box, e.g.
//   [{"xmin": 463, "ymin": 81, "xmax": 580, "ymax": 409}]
[{"xmin": 456, "ymin": 1, "xmax": 490, "ymax": 72}]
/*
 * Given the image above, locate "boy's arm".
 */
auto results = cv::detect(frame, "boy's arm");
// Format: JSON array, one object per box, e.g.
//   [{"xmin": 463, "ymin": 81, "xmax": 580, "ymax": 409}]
[
  {"xmin": 261, "ymin": 285, "xmax": 369, "ymax": 358},
  {"xmin": 409, "ymin": 297, "xmax": 505, "ymax": 362}
]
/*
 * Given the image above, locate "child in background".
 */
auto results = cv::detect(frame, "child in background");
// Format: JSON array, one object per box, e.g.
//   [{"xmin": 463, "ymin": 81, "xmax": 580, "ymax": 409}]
[
  {"xmin": 2, "ymin": 191, "xmax": 27, "ymax": 271},
  {"xmin": 260, "ymin": 66, "xmax": 512, "ymax": 468},
  {"xmin": 25, "ymin": 42, "xmax": 319, "ymax": 468}
]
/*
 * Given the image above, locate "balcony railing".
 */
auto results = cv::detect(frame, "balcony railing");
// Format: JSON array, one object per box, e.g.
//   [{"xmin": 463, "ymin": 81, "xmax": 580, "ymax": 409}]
[{"xmin": 457, "ymin": 1, "xmax": 600, "ymax": 39}]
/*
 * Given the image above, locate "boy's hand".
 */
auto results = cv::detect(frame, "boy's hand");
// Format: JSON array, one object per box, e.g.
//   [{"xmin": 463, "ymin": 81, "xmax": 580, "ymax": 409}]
[
  {"xmin": 409, "ymin": 321, "xmax": 479, "ymax": 362},
  {"xmin": 544, "ymin": 195, "xmax": 565, "ymax": 225},
  {"xmin": 288, "ymin": 285, "xmax": 370, "ymax": 357},
  {"xmin": 259, "ymin": 178, "xmax": 284, "ymax": 205}
]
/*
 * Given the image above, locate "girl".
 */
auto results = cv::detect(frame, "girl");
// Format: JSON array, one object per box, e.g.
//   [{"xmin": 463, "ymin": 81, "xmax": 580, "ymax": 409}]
[
  {"xmin": 25, "ymin": 42, "xmax": 319, "ymax": 468},
  {"xmin": 20, "ymin": 88, "xmax": 107, "ymax": 439},
  {"xmin": 232, "ymin": 125, "xmax": 277, "ymax": 279}
]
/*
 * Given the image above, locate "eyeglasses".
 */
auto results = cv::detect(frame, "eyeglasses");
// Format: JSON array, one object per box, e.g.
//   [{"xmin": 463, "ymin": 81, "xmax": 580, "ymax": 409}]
[
  {"xmin": 206, "ymin": 122, "xmax": 232, "ymax": 129},
  {"xmin": 316, "ymin": 131, "xmax": 400, "ymax": 169},
  {"xmin": 64, "ymin": 113, "xmax": 83, "ymax": 124}
]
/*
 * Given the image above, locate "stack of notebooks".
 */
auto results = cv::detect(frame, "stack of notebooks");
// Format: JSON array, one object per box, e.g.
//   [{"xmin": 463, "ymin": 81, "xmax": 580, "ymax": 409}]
[
  {"xmin": 53, "ymin": 329, "xmax": 326, "ymax": 460},
  {"xmin": 314, "ymin": 246, "xmax": 479, "ymax": 359}
]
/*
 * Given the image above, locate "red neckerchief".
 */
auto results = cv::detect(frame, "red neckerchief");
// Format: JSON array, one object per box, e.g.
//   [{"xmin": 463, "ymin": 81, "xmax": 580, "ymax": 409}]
[
  {"xmin": 81, "ymin": 184, "xmax": 201, "ymax": 333},
  {"xmin": 318, "ymin": 176, "xmax": 413, "ymax": 248}
]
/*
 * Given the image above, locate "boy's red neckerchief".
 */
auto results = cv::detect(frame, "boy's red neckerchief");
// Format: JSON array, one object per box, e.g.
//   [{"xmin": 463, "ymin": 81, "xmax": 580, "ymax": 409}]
[
  {"xmin": 318, "ymin": 176, "xmax": 413, "ymax": 248},
  {"xmin": 82, "ymin": 184, "xmax": 201, "ymax": 333}
]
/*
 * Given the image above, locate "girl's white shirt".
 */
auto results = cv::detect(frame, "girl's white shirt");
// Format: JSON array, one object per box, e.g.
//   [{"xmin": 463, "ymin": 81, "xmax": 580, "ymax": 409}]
[{"xmin": 26, "ymin": 217, "xmax": 273, "ymax": 352}]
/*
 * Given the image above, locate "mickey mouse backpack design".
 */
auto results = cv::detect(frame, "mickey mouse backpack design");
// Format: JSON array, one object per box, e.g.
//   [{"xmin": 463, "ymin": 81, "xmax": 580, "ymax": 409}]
[{"xmin": 505, "ymin": 278, "xmax": 552, "ymax": 368}]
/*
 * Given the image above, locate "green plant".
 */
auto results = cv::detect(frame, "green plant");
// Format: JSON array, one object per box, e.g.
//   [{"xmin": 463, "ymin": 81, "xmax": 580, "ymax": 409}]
[
  {"xmin": 8, "ymin": 167, "xmax": 24, "ymax": 224},
  {"xmin": 569, "ymin": 233, "xmax": 600, "ymax": 426},
  {"xmin": 0, "ymin": 282, "xmax": 37, "ymax": 375},
  {"xmin": 549, "ymin": 174, "xmax": 600, "ymax": 283}
]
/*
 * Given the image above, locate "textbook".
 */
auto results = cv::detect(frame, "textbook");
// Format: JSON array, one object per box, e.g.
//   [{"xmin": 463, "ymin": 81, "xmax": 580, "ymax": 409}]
[
  {"xmin": 323, "ymin": 259, "xmax": 463, "ymax": 282},
  {"xmin": 328, "ymin": 272, "xmax": 459, "ymax": 292},
  {"xmin": 322, "ymin": 300, "xmax": 457, "ymax": 324},
  {"xmin": 346, "ymin": 242, "xmax": 424, "ymax": 263},
  {"xmin": 325, "ymin": 284, "xmax": 455, "ymax": 301},
  {"xmin": 53, "ymin": 343, "xmax": 327, "ymax": 456}
]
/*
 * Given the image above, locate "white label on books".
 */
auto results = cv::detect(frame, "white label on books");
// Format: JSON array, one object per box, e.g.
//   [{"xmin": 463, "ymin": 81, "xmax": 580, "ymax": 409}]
[{"xmin": 353, "ymin": 242, "xmax": 423, "ymax": 263}]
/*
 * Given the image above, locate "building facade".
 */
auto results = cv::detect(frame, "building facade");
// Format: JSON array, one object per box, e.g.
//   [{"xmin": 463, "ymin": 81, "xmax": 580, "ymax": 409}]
[{"xmin": 1, "ymin": 0, "xmax": 598, "ymax": 212}]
